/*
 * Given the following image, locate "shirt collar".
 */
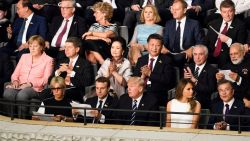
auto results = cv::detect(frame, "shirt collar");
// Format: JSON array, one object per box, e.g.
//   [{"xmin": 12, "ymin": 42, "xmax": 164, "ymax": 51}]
[
  {"xmin": 97, "ymin": 95, "xmax": 108, "ymax": 108},
  {"xmin": 64, "ymin": 15, "xmax": 74, "ymax": 22},
  {"xmin": 26, "ymin": 12, "xmax": 34, "ymax": 23},
  {"xmin": 133, "ymin": 94, "xmax": 143, "ymax": 107},
  {"xmin": 223, "ymin": 98, "xmax": 235, "ymax": 109},
  {"xmin": 148, "ymin": 54, "xmax": 158, "ymax": 61},
  {"xmin": 69, "ymin": 55, "xmax": 79, "ymax": 67},
  {"xmin": 195, "ymin": 62, "xmax": 206, "ymax": 71}
]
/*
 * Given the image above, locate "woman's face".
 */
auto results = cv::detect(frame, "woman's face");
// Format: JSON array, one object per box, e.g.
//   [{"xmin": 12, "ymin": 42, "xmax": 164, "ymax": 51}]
[
  {"xmin": 29, "ymin": 40, "xmax": 43, "ymax": 57},
  {"xmin": 144, "ymin": 7, "xmax": 155, "ymax": 23},
  {"xmin": 182, "ymin": 83, "xmax": 194, "ymax": 100},
  {"xmin": 111, "ymin": 41, "xmax": 124, "ymax": 59},
  {"xmin": 51, "ymin": 83, "xmax": 64, "ymax": 100},
  {"xmin": 94, "ymin": 9, "xmax": 105, "ymax": 22}
]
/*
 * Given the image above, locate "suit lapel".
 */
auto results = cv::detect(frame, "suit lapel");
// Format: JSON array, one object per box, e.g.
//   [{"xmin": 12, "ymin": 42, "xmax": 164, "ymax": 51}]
[
  {"xmin": 26, "ymin": 15, "xmax": 36, "ymax": 40},
  {"xmin": 226, "ymin": 19, "xmax": 236, "ymax": 38},
  {"xmin": 183, "ymin": 19, "xmax": 189, "ymax": 45},
  {"xmin": 138, "ymin": 95, "xmax": 146, "ymax": 110},
  {"xmin": 152, "ymin": 55, "xmax": 163, "ymax": 73}
]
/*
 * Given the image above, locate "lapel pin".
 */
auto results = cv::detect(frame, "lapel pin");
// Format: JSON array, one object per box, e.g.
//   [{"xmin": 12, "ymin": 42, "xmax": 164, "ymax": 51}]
[
  {"xmin": 159, "ymin": 60, "xmax": 162, "ymax": 63},
  {"xmin": 76, "ymin": 65, "xmax": 79, "ymax": 68},
  {"xmin": 229, "ymin": 26, "xmax": 233, "ymax": 29},
  {"xmin": 233, "ymin": 106, "xmax": 237, "ymax": 108},
  {"xmin": 141, "ymin": 104, "xmax": 144, "ymax": 106}
]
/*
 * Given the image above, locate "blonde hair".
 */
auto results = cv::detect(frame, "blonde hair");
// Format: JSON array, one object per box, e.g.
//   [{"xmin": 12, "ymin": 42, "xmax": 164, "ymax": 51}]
[
  {"xmin": 50, "ymin": 76, "xmax": 66, "ymax": 89},
  {"xmin": 28, "ymin": 35, "xmax": 45, "ymax": 50},
  {"xmin": 92, "ymin": 2, "xmax": 113, "ymax": 20},
  {"xmin": 127, "ymin": 77, "xmax": 144, "ymax": 88},
  {"xmin": 140, "ymin": 5, "xmax": 161, "ymax": 23}
]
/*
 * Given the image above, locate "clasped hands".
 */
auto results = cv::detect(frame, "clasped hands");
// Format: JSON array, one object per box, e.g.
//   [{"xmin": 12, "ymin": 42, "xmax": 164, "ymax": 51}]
[
  {"xmin": 216, "ymin": 71, "xmax": 239, "ymax": 82},
  {"xmin": 140, "ymin": 65, "xmax": 152, "ymax": 79},
  {"xmin": 215, "ymin": 121, "xmax": 228, "ymax": 130},
  {"xmin": 6, "ymin": 80, "xmax": 32, "ymax": 89},
  {"xmin": 57, "ymin": 63, "xmax": 73, "ymax": 74}
]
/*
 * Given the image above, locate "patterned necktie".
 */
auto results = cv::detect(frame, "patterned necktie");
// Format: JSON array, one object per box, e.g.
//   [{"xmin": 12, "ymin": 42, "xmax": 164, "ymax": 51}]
[
  {"xmin": 17, "ymin": 18, "xmax": 27, "ymax": 46},
  {"xmin": 130, "ymin": 100, "xmax": 137, "ymax": 125},
  {"xmin": 213, "ymin": 22, "xmax": 228, "ymax": 57},
  {"xmin": 56, "ymin": 20, "xmax": 69, "ymax": 47},
  {"xmin": 98, "ymin": 100, "xmax": 103, "ymax": 113},
  {"xmin": 174, "ymin": 21, "xmax": 181, "ymax": 53},
  {"xmin": 65, "ymin": 60, "xmax": 73, "ymax": 85},
  {"xmin": 224, "ymin": 104, "xmax": 230, "ymax": 121},
  {"xmin": 193, "ymin": 67, "xmax": 199, "ymax": 79}
]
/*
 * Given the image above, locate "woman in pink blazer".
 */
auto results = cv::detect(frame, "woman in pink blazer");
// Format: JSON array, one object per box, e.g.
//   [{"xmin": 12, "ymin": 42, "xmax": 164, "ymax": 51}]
[{"xmin": 3, "ymin": 35, "xmax": 54, "ymax": 119}]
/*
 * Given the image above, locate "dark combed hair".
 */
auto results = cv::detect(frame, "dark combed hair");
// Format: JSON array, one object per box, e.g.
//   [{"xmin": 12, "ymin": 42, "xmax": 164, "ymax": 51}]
[
  {"xmin": 147, "ymin": 33, "xmax": 164, "ymax": 45},
  {"xmin": 21, "ymin": 0, "xmax": 34, "ymax": 10},
  {"xmin": 96, "ymin": 76, "xmax": 110, "ymax": 88},
  {"xmin": 112, "ymin": 36, "xmax": 127, "ymax": 51},
  {"xmin": 175, "ymin": 78, "xmax": 197, "ymax": 112},
  {"xmin": 220, "ymin": 0, "xmax": 235, "ymax": 10},
  {"xmin": 217, "ymin": 79, "xmax": 233, "ymax": 88},
  {"xmin": 66, "ymin": 37, "xmax": 82, "ymax": 48}
]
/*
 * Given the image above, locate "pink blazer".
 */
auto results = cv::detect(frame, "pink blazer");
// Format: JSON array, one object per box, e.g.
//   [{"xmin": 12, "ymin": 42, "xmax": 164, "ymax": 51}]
[{"xmin": 11, "ymin": 53, "xmax": 54, "ymax": 92}]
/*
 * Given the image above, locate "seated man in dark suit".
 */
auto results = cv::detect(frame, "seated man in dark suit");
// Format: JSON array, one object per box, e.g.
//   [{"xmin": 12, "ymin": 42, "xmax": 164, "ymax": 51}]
[
  {"xmin": 184, "ymin": 44, "xmax": 217, "ymax": 109},
  {"xmin": 205, "ymin": 0, "xmax": 247, "ymax": 68},
  {"xmin": 115, "ymin": 77, "xmax": 159, "ymax": 126},
  {"xmin": 46, "ymin": 0, "xmax": 87, "ymax": 61},
  {"xmin": 52, "ymin": 37, "xmax": 94, "ymax": 103},
  {"xmin": 82, "ymin": 77, "xmax": 118, "ymax": 124},
  {"xmin": 163, "ymin": 0, "xmax": 204, "ymax": 69},
  {"xmin": 208, "ymin": 79, "xmax": 245, "ymax": 131},
  {"xmin": 134, "ymin": 33, "xmax": 175, "ymax": 106},
  {"xmin": 216, "ymin": 43, "xmax": 250, "ymax": 100},
  {"xmin": 7, "ymin": 0, "xmax": 47, "ymax": 60}
]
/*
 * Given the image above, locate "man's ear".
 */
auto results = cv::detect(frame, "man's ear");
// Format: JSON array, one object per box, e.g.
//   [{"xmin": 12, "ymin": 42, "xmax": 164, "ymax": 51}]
[{"xmin": 184, "ymin": 8, "xmax": 187, "ymax": 14}]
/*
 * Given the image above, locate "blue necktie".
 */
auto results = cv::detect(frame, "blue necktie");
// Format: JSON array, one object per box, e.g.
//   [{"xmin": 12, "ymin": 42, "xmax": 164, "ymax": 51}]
[{"xmin": 17, "ymin": 18, "xmax": 27, "ymax": 46}]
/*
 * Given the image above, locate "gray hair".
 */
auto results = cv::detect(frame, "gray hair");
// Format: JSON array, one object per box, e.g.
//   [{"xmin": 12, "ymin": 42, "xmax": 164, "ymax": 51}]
[{"xmin": 192, "ymin": 44, "xmax": 208, "ymax": 56}]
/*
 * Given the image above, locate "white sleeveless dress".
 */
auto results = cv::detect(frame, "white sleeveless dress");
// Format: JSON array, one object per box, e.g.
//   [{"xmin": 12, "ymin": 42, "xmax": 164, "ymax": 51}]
[{"xmin": 169, "ymin": 99, "xmax": 194, "ymax": 128}]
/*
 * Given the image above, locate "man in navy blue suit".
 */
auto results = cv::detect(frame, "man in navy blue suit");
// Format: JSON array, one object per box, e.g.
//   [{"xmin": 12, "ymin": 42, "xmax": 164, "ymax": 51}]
[
  {"xmin": 208, "ymin": 80, "xmax": 245, "ymax": 131},
  {"xmin": 7, "ymin": 0, "xmax": 47, "ymax": 60},
  {"xmin": 163, "ymin": 0, "xmax": 204, "ymax": 68}
]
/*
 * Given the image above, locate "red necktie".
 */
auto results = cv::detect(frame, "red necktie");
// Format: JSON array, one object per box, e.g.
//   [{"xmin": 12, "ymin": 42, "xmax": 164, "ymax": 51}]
[
  {"xmin": 213, "ymin": 22, "xmax": 228, "ymax": 57},
  {"xmin": 56, "ymin": 20, "xmax": 69, "ymax": 47}
]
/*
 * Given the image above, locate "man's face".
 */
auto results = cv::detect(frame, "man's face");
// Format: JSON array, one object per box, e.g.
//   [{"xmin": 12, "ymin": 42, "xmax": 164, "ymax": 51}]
[
  {"xmin": 147, "ymin": 39, "xmax": 162, "ymax": 57},
  {"xmin": 171, "ymin": 1, "xmax": 186, "ymax": 20},
  {"xmin": 16, "ymin": 1, "xmax": 28, "ymax": 18},
  {"xmin": 60, "ymin": 1, "xmax": 75, "ymax": 19},
  {"xmin": 64, "ymin": 42, "xmax": 79, "ymax": 58},
  {"xmin": 220, "ymin": 7, "xmax": 235, "ymax": 22},
  {"xmin": 218, "ymin": 83, "xmax": 234, "ymax": 103},
  {"xmin": 95, "ymin": 82, "xmax": 109, "ymax": 99},
  {"xmin": 127, "ymin": 83, "xmax": 143, "ymax": 99},
  {"xmin": 229, "ymin": 46, "xmax": 244, "ymax": 65},
  {"xmin": 193, "ymin": 47, "xmax": 207, "ymax": 66}
]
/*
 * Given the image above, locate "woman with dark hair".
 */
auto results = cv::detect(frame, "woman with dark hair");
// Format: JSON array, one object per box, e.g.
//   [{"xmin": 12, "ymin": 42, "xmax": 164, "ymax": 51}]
[
  {"xmin": 82, "ymin": 2, "xmax": 118, "ymax": 65},
  {"xmin": 96, "ymin": 36, "xmax": 132, "ymax": 97},
  {"xmin": 166, "ymin": 78, "xmax": 201, "ymax": 128}
]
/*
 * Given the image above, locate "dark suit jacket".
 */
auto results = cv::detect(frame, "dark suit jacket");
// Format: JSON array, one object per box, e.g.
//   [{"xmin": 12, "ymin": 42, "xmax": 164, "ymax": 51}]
[
  {"xmin": 206, "ymin": 18, "xmax": 247, "ymax": 67},
  {"xmin": 133, "ymin": 54, "xmax": 175, "ymax": 96},
  {"xmin": 132, "ymin": 0, "xmax": 170, "ymax": 9},
  {"xmin": 164, "ymin": 18, "xmax": 204, "ymax": 53},
  {"xmin": 12, "ymin": 14, "xmax": 47, "ymax": 47},
  {"xmin": 208, "ymin": 99, "xmax": 245, "ymax": 131},
  {"xmin": 85, "ymin": 94, "xmax": 118, "ymax": 123},
  {"xmin": 0, "ymin": 53, "xmax": 13, "ymax": 97},
  {"xmin": 47, "ymin": 15, "xmax": 87, "ymax": 43},
  {"xmin": 116, "ymin": 93, "xmax": 159, "ymax": 126},
  {"xmin": 221, "ymin": 58, "xmax": 250, "ymax": 100},
  {"xmin": 188, "ymin": 63, "xmax": 217, "ymax": 109},
  {"xmin": 54, "ymin": 56, "xmax": 94, "ymax": 94}
]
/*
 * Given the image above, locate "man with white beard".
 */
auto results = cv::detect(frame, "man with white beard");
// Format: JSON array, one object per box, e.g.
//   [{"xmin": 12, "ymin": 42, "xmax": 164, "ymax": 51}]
[{"xmin": 216, "ymin": 43, "xmax": 250, "ymax": 100}]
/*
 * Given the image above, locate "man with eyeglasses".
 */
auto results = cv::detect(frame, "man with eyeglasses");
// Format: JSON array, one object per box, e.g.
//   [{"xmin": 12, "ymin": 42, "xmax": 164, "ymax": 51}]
[
  {"xmin": 216, "ymin": 43, "xmax": 250, "ymax": 101},
  {"xmin": 46, "ymin": 0, "xmax": 87, "ymax": 61},
  {"xmin": 51, "ymin": 37, "xmax": 94, "ymax": 103}
]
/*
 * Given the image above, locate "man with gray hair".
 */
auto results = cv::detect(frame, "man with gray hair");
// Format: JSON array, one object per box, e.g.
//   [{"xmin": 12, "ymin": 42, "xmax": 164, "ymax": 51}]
[
  {"xmin": 216, "ymin": 43, "xmax": 250, "ymax": 100},
  {"xmin": 184, "ymin": 44, "xmax": 217, "ymax": 109}
]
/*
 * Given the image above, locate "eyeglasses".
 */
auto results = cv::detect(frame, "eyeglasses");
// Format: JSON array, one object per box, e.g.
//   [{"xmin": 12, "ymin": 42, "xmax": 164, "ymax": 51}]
[{"xmin": 51, "ymin": 87, "xmax": 64, "ymax": 90}]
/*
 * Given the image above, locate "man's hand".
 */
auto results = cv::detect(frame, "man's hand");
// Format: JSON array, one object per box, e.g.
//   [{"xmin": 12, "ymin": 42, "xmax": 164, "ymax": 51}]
[
  {"xmin": 131, "ymin": 4, "xmax": 141, "ymax": 11},
  {"xmin": 229, "ymin": 71, "xmax": 239, "ymax": 82},
  {"xmin": 215, "ymin": 121, "xmax": 227, "ymax": 130},
  {"xmin": 216, "ymin": 72, "xmax": 225, "ymax": 81},
  {"xmin": 140, "ymin": 65, "xmax": 151, "ymax": 77},
  {"xmin": 182, "ymin": 47, "xmax": 193, "ymax": 60},
  {"xmin": 218, "ymin": 34, "xmax": 230, "ymax": 43}
]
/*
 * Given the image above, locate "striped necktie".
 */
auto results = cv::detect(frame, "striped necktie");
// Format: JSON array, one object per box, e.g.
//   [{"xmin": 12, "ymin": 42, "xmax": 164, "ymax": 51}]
[{"xmin": 130, "ymin": 100, "xmax": 137, "ymax": 125}]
